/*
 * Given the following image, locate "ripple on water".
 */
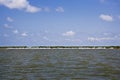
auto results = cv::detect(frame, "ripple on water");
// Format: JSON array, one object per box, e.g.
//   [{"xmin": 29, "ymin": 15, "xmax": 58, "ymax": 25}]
[{"xmin": 0, "ymin": 49, "xmax": 120, "ymax": 80}]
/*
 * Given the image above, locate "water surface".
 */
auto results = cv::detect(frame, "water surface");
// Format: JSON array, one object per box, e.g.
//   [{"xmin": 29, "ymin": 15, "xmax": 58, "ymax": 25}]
[{"xmin": 0, "ymin": 49, "xmax": 120, "ymax": 80}]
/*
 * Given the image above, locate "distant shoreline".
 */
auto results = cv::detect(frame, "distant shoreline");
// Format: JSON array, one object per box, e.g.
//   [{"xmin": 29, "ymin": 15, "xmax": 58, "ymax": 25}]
[
  {"xmin": 6, "ymin": 48, "xmax": 113, "ymax": 50},
  {"xmin": 0, "ymin": 46, "xmax": 120, "ymax": 49},
  {"xmin": 5, "ymin": 48, "xmax": 114, "ymax": 50}
]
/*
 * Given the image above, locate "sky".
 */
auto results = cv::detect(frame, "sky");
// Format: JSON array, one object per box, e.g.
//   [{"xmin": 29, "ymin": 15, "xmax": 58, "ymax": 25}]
[{"xmin": 0, "ymin": 0, "xmax": 120, "ymax": 46}]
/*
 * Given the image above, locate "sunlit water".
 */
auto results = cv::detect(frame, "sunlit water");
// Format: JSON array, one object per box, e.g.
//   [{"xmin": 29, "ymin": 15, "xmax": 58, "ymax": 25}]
[{"xmin": 0, "ymin": 49, "xmax": 120, "ymax": 80}]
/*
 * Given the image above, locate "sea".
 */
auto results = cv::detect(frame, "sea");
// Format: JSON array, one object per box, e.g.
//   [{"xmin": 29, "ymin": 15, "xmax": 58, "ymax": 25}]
[{"xmin": 0, "ymin": 49, "xmax": 120, "ymax": 80}]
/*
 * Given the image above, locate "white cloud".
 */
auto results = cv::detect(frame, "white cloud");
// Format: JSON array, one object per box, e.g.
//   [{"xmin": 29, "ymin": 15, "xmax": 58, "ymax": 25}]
[
  {"xmin": 4, "ymin": 24, "xmax": 10, "ymax": 28},
  {"xmin": 99, "ymin": 14, "xmax": 113, "ymax": 22},
  {"xmin": 88, "ymin": 37, "xmax": 113, "ymax": 42},
  {"xmin": 21, "ymin": 32, "xmax": 28, "ymax": 36},
  {"xmin": 62, "ymin": 31, "xmax": 75, "ymax": 37},
  {"xmin": 118, "ymin": 16, "xmax": 120, "ymax": 19},
  {"xmin": 26, "ymin": 5, "xmax": 40, "ymax": 13},
  {"xmin": 0, "ymin": 0, "xmax": 40, "ymax": 13},
  {"xmin": 13, "ymin": 30, "xmax": 18, "ymax": 34},
  {"xmin": 114, "ymin": 34, "xmax": 120, "ymax": 38},
  {"xmin": 7, "ymin": 17, "xmax": 13, "ymax": 22},
  {"xmin": 56, "ymin": 7, "xmax": 64, "ymax": 12},
  {"xmin": 88, "ymin": 32, "xmax": 120, "ymax": 42},
  {"xmin": 4, "ymin": 24, "xmax": 12, "ymax": 28}
]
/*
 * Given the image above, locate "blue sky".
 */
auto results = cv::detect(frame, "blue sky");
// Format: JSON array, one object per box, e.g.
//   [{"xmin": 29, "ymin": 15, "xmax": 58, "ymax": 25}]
[{"xmin": 0, "ymin": 0, "xmax": 120, "ymax": 46}]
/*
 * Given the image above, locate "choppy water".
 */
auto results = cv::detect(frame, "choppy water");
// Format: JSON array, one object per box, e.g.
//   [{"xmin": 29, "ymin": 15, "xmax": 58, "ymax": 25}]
[{"xmin": 0, "ymin": 49, "xmax": 120, "ymax": 80}]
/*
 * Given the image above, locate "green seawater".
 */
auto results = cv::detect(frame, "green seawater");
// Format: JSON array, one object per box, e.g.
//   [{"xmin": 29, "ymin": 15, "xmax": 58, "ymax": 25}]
[{"xmin": 0, "ymin": 49, "xmax": 120, "ymax": 80}]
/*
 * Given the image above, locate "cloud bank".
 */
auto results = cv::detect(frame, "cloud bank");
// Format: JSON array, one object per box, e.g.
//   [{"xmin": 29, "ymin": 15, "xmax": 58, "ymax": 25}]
[{"xmin": 0, "ymin": 0, "xmax": 40, "ymax": 13}]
